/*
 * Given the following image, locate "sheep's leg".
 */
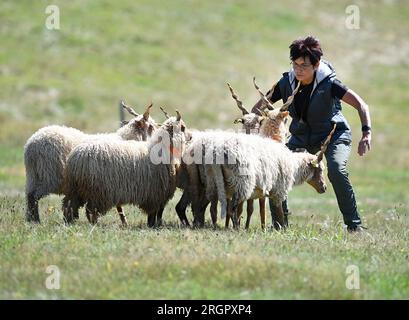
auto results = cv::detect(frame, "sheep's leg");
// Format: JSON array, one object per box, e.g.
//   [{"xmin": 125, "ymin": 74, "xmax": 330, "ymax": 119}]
[
  {"xmin": 83, "ymin": 203, "xmax": 98, "ymax": 225},
  {"xmin": 116, "ymin": 206, "xmax": 128, "ymax": 226},
  {"xmin": 188, "ymin": 164, "xmax": 206, "ymax": 228},
  {"xmin": 85, "ymin": 208, "xmax": 91, "ymax": 223},
  {"xmin": 190, "ymin": 192, "xmax": 209, "ymax": 228},
  {"xmin": 259, "ymin": 198, "xmax": 266, "ymax": 230},
  {"xmin": 155, "ymin": 205, "xmax": 165, "ymax": 227},
  {"xmin": 90, "ymin": 212, "xmax": 98, "ymax": 225},
  {"xmin": 61, "ymin": 189, "xmax": 82, "ymax": 224},
  {"xmin": 70, "ymin": 197, "xmax": 82, "ymax": 223},
  {"xmin": 188, "ymin": 194, "xmax": 210, "ymax": 228},
  {"xmin": 224, "ymin": 201, "xmax": 240, "ymax": 229},
  {"xmin": 26, "ymin": 191, "xmax": 41, "ymax": 223},
  {"xmin": 272, "ymin": 202, "xmax": 285, "ymax": 230},
  {"xmin": 192, "ymin": 195, "xmax": 207, "ymax": 228},
  {"xmin": 282, "ymin": 199, "xmax": 290, "ymax": 228},
  {"xmin": 89, "ymin": 209, "xmax": 98, "ymax": 225},
  {"xmin": 73, "ymin": 197, "xmax": 84, "ymax": 220},
  {"xmin": 62, "ymin": 196, "xmax": 81, "ymax": 224},
  {"xmin": 284, "ymin": 213, "xmax": 289, "ymax": 228},
  {"xmin": 225, "ymin": 202, "xmax": 244, "ymax": 229},
  {"xmin": 210, "ymin": 164, "xmax": 229, "ymax": 222},
  {"xmin": 62, "ymin": 196, "xmax": 73, "ymax": 224},
  {"xmin": 224, "ymin": 212, "xmax": 230, "ymax": 229},
  {"xmin": 209, "ymin": 197, "xmax": 217, "ymax": 227},
  {"xmin": 244, "ymin": 200, "xmax": 254, "ymax": 230},
  {"xmin": 230, "ymin": 196, "xmax": 241, "ymax": 230},
  {"xmin": 147, "ymin": 212, "xmax": 156, "ymax": 228},
  {"xmin": 175, "ymin": 190, "xmax": 191, "ymax": 227},
  {"xmin": 224, "ymin": 200, "xmax": 237, "ymax": 229}
]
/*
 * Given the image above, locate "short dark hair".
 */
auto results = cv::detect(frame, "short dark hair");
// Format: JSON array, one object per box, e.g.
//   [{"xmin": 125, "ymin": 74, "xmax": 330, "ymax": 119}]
[{"xmin": 289, "ymin": 36, "xmax": 323, "ymax": 65}]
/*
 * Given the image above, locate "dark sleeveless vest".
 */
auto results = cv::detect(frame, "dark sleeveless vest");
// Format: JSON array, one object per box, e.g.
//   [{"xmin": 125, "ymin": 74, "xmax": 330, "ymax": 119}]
[{"xmin": 278, "ymin": 60, "xmax": 352, "ymax": 148}]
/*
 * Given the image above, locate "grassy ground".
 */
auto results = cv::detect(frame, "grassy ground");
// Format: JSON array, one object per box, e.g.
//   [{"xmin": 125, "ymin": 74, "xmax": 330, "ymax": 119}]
[
  {"xmin": 0, "ymin": 192, "xmax": 408, "ymax": 299},
  {"xmin": 1, "ymin": 0, "xmax": 408, "ymax": 299}
]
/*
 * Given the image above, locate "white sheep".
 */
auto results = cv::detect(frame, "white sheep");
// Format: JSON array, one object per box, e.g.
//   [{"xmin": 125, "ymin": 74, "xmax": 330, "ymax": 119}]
[
  {"xmin": 179, "ymin": 78, "xmax": 298, "ymax": 229},
  {"xmin": 224, "ymin": 77, "xmax": 300, "ymax": 229},
  {"xmin": 24, "ymin": 102, "xmax": 156, "ymax": 223},
  {"xmin": 185, "ymin": 125, "xmax": 336, "ymax": 230},
  {"xmin": 173, "ymin": 78, "xmax": 299, "ymax": 229},
  {"xmin": 62, "ymin": 111, "xmax": 190, "ymax": 227}
]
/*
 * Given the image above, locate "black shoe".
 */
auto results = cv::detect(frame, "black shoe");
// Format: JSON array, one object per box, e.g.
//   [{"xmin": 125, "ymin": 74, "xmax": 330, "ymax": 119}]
[{"xmin": 347, "ymin": 225, "xmax": 367, "ymax": 233}]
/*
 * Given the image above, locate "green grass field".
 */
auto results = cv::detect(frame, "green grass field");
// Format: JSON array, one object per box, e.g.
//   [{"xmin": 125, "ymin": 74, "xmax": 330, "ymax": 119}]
[{"xmin": 0, "ymin": 0, "xmax": 408, "ymax": 299}]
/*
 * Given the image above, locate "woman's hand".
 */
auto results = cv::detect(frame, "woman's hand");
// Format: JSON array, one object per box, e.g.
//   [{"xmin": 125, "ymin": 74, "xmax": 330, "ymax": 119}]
[{"xmin": 358, "ymin": 131, "xmax": 371, "ymax": 156}]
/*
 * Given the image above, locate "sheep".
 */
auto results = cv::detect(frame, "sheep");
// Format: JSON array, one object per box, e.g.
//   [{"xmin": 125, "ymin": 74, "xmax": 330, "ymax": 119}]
[
  {"xmin": 24, "ymin": 101, "xmax": 156, "ymax": 223},
  {"xmin": 175, "ymin": 131, "xmax": 220, "ymax": 228},
  {"xmin": 224, "ymin": 77, "xmax": 300, "ymax": 229},
  {"xmin": 179, "ymin": 78, "xmax": 297, "ymax": 229},
  {"xmin": 185, "ymin": 124, "xmax": 336, "ymax": 230},
  {"xmin": 62, "ymin": 111, "xmax": 190, "ymax": 227},
  {"xmin": 172, "ymin": 78, "xmax": 299, "ymax": 229}
]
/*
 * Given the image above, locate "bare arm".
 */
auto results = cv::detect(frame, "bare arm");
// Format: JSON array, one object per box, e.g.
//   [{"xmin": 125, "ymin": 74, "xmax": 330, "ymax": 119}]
[{"xmin": 341, "ymin": 89, "xmax": 372, "ymax": 156}]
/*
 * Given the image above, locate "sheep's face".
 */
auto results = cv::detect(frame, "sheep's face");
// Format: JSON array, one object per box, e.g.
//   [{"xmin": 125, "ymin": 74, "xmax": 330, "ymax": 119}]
[
  {"xmin": 121, "ymin": 116, "xmax": 157, "ymax": 141},
  {"xmin": 160, "ymin": 116, "xmax": 190, "ymax": 160},
  {"xmin": 234, "ymin": 113, "xmax": 263, "ymax": 134},
  {"xmin": 306, "ymin": 158, "xmax": 327, "ymax": 194},
  {"xmin": 266, "ymin": 109, "xmax": 289, "ymax": 125},
  {"xmin": 161, "ymin": 117, "xmax": 189, "ymax": 138},
  {"xmin": 257, "ymin": 109, "xmax": 289, "ymax": 143}
]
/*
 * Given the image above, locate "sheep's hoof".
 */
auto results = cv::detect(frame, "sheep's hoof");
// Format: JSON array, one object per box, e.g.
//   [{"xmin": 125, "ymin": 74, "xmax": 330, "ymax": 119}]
[
  {"xmin": 284, "ymin": 214, "xmax": 289, "ymax": 228},
  {"xmin": 26, "ymin": 216, "xmax": 41, "ymax": 224},
  {"xmin": 63, "ymin": 218, "xmax": 74, "ymax": 225},
  {"xmin": 272, "ymin": 221, "xmax": 286, "ymax": 231}
]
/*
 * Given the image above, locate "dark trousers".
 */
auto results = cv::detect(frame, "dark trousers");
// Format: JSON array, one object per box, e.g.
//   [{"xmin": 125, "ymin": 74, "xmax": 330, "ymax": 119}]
[{"xmin": 269, "ymin": 140, "xmax": 362, "ymax": 227}]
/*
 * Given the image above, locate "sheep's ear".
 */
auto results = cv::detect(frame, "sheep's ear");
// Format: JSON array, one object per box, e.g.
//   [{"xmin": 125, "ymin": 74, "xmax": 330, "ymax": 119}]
[
  {"xmin": 147, "ymin": 124, "xmax": 154, "ymax": 136},
  {"xmin": 234, "ymin": 118, "xmax": 243, "ymax": 124},
  {"xmin": 258, "ymin": 115, "xmax": 266, "ymax": 125},
  {"xmin": 261, "ymin": 110, "xmax": 269, "ymax": 117},
  {"xmin": 120, "ymin": 120, "xmax": 129, "ymax": 127},
  {"xmin": 131, "ymin": 119, "xmax": 143, "ymax": 128},
  {"xmin": 310, "ymin": 159, "xmax": 319, "ymax": 168},
  {"xmin": 176, "ymin": 110, "xmax": 182, "ymax": 121},
  {"xmin": 143, "ymin": 102, "xmax": 153, "ymax": 121},
  {"xmin": 280, "ymin": 110, "xmax": 289, "ymax": 118}
]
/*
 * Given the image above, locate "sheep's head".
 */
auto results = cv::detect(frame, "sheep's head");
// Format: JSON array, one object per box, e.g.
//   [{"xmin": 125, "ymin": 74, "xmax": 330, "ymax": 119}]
[
  {"xmin": 306, "ymin": 154, "xmax": 327, "ymax": 194},
  {"xmin": 259, "ymin": 108, "xmax": 290, "ymax": 141},
  {"xmin": 161, "ymin": 111, "xmax": 189, "ymax": 137},
  {"xmin": 226, "ymin": 82, "xmax": 262, "ymax": 134},
  {"xmin": 155, "ymin": 109, "xmax": 191, "ymax": 162},
  {"xmin": 265, "ymin": 109, "xmax": 289, "ymax": 122},
  {"xmin": 234, "ymin": 113, "xmax": 263, "ymax": 134},
  {"xmin": 305, "ymin": 123, "xmax": 337, "ymax": 194},
  {"xmin": 119, "ymin": 101, "xmax": 157, "ymax": 141}
]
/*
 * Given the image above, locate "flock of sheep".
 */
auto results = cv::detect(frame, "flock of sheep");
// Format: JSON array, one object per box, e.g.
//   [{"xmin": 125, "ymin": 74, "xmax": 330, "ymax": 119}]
[{"xmin": 24, "ymin": 79, "xmax": 335, "ymax": 230}]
